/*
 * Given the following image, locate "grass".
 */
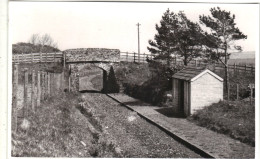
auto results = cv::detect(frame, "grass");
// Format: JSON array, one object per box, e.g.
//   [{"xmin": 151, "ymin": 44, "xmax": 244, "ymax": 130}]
[
  {"xmin": 188, "ymin": 100, "xmax": 255, "ymax": 147},
  {"xmin": 11, "ymin": 93, "xmax": 94, "ymax": 157}
]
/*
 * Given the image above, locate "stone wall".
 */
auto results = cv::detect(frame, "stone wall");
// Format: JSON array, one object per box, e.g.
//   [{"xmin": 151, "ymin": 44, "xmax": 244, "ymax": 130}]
[{"xmin": 64, "ymin": 48, "xmax": 120, "ymax": 62}]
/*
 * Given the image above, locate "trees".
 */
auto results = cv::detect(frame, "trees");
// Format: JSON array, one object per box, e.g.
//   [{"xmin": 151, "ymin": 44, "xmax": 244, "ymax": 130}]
[
  {"xmin": 147, "ymin": 9, "xmax": 205, "ymax": 66},
  {"xmin": 28, "ymin": 33, "xmax": 58, "ymax": 52},
  {"xmin": 200, "ymin": 7, "xmax": 247, "ymax": 94},
  {"xmin": 13, "ymin": 33, "xmax": 59, "ymax": 54},
  {"xmin": 107, "ymin": 66, "xmax": 120, "ymax": 93}
]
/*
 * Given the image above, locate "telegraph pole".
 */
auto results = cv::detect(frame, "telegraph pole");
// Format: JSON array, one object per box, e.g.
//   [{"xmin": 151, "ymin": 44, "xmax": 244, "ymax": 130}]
[{"xmin": 137, "ymin": 23, "xmax": 141, "ymax": 63}]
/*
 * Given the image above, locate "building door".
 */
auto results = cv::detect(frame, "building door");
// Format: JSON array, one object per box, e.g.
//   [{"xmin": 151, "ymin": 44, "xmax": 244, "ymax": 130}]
[{"xmin": 179, "ymin": 80, "xmax": 185, "ymax": 116}]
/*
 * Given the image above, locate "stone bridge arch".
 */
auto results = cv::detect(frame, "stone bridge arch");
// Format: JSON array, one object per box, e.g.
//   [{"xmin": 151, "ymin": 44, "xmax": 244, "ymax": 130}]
[
  {"xmin": 67, "ymin": 62, "xmax": 118, "ymax": 93},
  {"xmin": 63, "ymin": 48, "xmax": 121, "ymax": 93}
]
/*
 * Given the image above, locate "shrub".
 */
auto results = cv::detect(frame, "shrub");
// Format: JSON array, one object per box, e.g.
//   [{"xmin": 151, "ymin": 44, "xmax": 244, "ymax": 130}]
[
  {"xmin": 188, "ymin": 100, "xmax": 255, "ymax": 146},
  {"xmin": 107, "ymin": 66, "xmax": 120, "ymax": 93}
]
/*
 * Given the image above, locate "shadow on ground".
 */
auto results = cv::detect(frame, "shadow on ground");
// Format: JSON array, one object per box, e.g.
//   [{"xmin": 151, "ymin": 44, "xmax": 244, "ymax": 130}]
[
  {"xmin": 122, "ymin": 100, "xmax": 152, "ymax": 106},
  {"xmin": 79, "ymin": 90, "xmax": 102, "ymax": 93},
  {"xmin": 155, "ymin": 107, "xmax": 185, "ymax": 118}
]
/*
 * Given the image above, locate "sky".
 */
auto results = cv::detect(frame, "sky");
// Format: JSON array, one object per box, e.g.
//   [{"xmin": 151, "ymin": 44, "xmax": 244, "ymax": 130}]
[{"xmin": 9, "ymin": 2, "xmax": 259, "ymax": 53}]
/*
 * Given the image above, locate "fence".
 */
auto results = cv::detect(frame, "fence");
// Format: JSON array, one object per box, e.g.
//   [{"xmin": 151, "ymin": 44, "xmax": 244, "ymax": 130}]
[
  {"xmin": 186, "ymin": 60, "xmax": 255, "ymax": 74},
  {"xmin": 120, "ymin": 52, "xmax": 153, "ymax": 63},
  {"xmin": 12, "ymin": 52, "xmax": 63, "ymax": 64},
  {"xmin": 12, "ymin": 64, "xmax": 67, "ymax": 132}
]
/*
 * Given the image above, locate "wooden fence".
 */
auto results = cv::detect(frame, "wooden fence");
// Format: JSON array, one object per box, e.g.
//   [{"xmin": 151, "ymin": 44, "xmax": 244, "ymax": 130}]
[
  {"xmin": 186, "ymin": 60, "xmax": 255, "ymax": 74},
  {"xmin": 119, "ymin": 52, "xmax": 255, "ymax": 74},
  {"xmin": 12, "ymin": 64, "xmax": 66, "ymax": 132},
  {"xmin": 12, "ymin": 52, "xmax": 63, "ymax": 64},
  {"xmin": 120, "ymin": 52, "xmax": 153, "ymax": 63}
]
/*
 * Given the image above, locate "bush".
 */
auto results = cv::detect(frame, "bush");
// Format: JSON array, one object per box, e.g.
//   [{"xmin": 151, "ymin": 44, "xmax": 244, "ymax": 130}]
[
  {"xmin": 107, "ymin": 66, "xmax": 120, "ymax": 93},
  {"xmin": 188, "ymin": 100, "xmax": 255, "ymax": 146}
]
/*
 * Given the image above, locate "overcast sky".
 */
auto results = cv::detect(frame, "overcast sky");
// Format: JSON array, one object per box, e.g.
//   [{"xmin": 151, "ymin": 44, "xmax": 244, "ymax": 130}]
[{"xmin": 9, "ymin": 2, "xmax": 259, "ymax": 53}]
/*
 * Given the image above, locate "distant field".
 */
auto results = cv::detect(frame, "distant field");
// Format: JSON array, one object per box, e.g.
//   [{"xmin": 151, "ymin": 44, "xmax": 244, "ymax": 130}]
[{"xmin": 228, "ymin": 59, "xmax": 255, "ymax": 66}]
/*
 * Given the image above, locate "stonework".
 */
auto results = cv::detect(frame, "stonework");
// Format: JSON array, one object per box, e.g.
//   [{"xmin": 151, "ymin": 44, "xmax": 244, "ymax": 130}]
[{"xmin": 64, "ymin": 48, "xmax": 120, "ymax": 62}]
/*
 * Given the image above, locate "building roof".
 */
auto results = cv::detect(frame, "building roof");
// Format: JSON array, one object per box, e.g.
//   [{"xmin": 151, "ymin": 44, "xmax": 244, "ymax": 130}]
[{"xmin": 172, "ymin": 67, "xmax": 223, "ymax": 82}]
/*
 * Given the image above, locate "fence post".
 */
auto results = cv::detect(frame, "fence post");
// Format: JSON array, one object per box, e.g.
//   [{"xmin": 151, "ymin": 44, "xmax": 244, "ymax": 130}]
[
  {"xmin": 143, "ymin": 53, "xmax": 145, "ymax": 63},
  {"xmin": 48, "ymin": 72, "xmax": 51, "ymax": 96},
  {"xmin": 134, "ymin": 52, "xmax": 136, "ymax": 63},
  {"xmin": 251, "ymin": 66, "xmax": 254, "ymax": 74},
  {"xmin": 31, "ymin": 70, "xmax": 35, "ymax": 112},
  {"xmin": 213, "ymin": 63, "xmax": 216, "ymax": 72},
  {"xmin": 44, "ymin": 72, "xmax": 47, "ymax": 99},
  {"xmin": 45, "ymin": 72, "xmax": 48, "ymax": 99},
  {"xmin": 21, "ymin": 53, "xmax": 24, "ymax": 62},
  {"xmin": 234, "ymin": 63, "xmax": 236, "ymax": 75},
  {"xmin": 195, "ymin": 60, "xmax": 197, "ymax": 67},
  {"xmin": 69, "ymin": 65, "xmax": 71, "ymax": 92},
  {"xmin": 41, "ymin": 72, "xmax": 44, "ymax": 101},
  {"xmin": 40, "ymin": 52, "xmax": 42, "ymax": 63},
  {"xmin": 31, "ymin": 52, "xmax": 33, "ymax": 63},
  {"xmin": 13, "ymin": 64, "xmax": 19, "ymax": 132},
  {"xmin": 244, "ymin": 65, "xmax": 247, "ymax": 73},
  {"xmin": 37, "ymin": 71, "xmax": 41, "ymax": 108},
  {"xmin": 23, "ymin": 68, "xmax": 28, "ymax": 118},
  {"xmin": 126, "ymin": 52, "xmax": 128, "ymax": 62},
  {"xmin": 227, "ymin": 82, "xmax": 230, "ymax": 101},
  {"xmin": 63, "ymin": 52, "xmax": 66, "ymax": 68},
  {"xmin": 236, "ymin": 84, "xmax": 239, "ymax": 100}
]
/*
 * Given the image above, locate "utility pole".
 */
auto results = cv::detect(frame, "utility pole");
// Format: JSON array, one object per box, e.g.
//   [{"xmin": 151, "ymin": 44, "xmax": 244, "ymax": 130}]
[{"xmin": 137, "ymin": 23, "xmax": 141, "ymax": 63}]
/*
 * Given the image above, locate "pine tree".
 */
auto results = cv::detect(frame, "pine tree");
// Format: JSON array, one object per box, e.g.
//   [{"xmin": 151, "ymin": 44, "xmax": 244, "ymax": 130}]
[
  {"xmin": 107, "ymin": 66, "xmax": 119, "ymax": 93},
  {"xmin": 148, "ymin": 9, "xmax": 205, "ymax": 66},
  {"xmin": 200, "ymin": 7, "xmax": 247, "ymax": 97}
]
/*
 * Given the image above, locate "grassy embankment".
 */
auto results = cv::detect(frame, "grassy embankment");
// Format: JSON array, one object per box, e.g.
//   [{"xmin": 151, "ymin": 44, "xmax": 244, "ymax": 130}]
[
  {"xmin": 188, "ymin": 100, "xmax": 255, "ymax": 146},
  {"xmin": 12, "ymin": 92, "xmax": 122, "ymax": 157},
  {"xmin": 12, "ymin": 93, "xmax": 94, "ymax": 157}
]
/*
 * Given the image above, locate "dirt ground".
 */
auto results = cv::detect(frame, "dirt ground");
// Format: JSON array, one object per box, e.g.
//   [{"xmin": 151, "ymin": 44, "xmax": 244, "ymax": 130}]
[{"xmin": 76, "ymin": 72, "xmax": 201, "ymax": 157}]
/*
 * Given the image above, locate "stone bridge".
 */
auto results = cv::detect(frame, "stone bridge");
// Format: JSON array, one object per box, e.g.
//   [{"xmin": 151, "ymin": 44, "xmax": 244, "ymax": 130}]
[{"xmin": 64, "ymin": 48, "xmax": 120, "ymax": 92}]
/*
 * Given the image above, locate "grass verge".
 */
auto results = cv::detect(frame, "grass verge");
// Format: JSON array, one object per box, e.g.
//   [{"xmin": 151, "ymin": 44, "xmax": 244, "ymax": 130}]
[
  {"xmin": 11, "ymin": 93, "xmax": 94, "ymax": 157},
  {"xmin": 187, "ymin": 100, "xmax": 255, "ymax": 147}
]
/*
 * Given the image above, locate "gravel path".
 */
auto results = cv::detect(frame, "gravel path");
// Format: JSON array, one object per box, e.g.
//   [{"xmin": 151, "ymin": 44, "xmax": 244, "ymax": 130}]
[{"xmin": 80, "ymin": 92, "xmax": 201, "ymax": 158}]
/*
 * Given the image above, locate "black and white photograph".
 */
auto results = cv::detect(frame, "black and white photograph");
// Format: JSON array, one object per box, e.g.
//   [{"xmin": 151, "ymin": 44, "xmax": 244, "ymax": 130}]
[{"xmin": 1, "ymin": 0, "xmax": 259, "ymax": 158}]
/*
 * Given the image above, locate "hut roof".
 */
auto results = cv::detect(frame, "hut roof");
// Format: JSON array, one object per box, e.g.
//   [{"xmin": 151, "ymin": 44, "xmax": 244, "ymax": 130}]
[{"xmin": 172, "ymin": 67, "xmax": 223, "ymax": 82}]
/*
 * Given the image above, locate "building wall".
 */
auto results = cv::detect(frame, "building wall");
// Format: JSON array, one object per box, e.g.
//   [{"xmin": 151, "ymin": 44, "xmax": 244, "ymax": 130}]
[{"xmin": 190, "ymin": 73, "xmax": 223, "ymax": 114}]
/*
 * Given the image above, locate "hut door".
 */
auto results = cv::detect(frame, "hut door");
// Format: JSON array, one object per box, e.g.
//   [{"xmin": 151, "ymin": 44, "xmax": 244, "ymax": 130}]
[{"xmin": 179, "ymin": 80, "xmax": 185, "ymax": 116}]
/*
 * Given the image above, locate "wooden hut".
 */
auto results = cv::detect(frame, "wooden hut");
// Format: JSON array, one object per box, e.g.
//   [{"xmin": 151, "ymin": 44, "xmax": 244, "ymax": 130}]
[{"xmin": 172, "ymin": 67, "xmax": 223, "ymax": 117}]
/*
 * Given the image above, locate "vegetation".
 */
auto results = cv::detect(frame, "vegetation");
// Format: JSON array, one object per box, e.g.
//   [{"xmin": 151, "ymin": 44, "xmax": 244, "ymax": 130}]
[
  {"xmin": 107, "ymin": 66, "xmax": 120, "ymax": 93},
  {"xmin": 13, "ymin": 34, "xmax": 60, "ymax": 54},
  {"xmin": 12, "ymin": 93, "xmax": 92, "ymax": 157},
  {"xmin": 200, "ymin": 7, "xmax": 247, "ymax": 93},
  {"xmin": 188, "ymin": 100, "xmax": 255, "ymax": 146},
  {"xmin": 115, "ymin": 62, "xmax": 178, "ymax": 105},
  {"xmin": 148, "ymin": 9, "xmax": 205, "ymax": 66}
]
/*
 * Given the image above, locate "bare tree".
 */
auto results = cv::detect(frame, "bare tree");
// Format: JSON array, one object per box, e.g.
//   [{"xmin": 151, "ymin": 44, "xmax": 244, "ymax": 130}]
[
  {"xmin": 39, "ymin": 34, "xmax": 54, "ymax": 46},
  {"xmin": 28, "ymin": 34, "xmax": 39, "ymax": 45},
  {"xmin": 27, "ymin": 33, "xmax": 59, "ymax": 53}
]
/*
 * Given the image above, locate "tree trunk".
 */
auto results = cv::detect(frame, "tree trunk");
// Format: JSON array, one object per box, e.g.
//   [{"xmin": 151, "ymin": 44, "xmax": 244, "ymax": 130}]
[
  {"xmin": 183, "ymin": 55, "xmax": 188, "ymax": 66},
  {"xmin": 224, "ymin": 43, "xmax": 229, "ymax": 100}
]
